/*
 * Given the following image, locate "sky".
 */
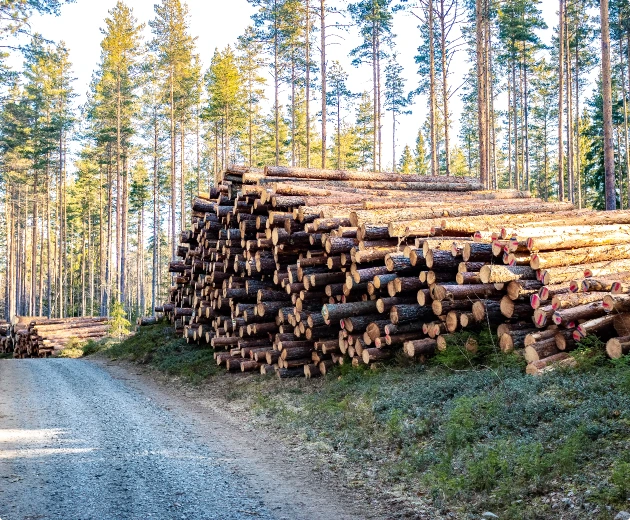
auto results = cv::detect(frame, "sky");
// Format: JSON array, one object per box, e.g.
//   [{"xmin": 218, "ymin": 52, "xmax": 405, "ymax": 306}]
[{"xmin": 7, "ymin": 0, "xmax": 585, "ymax": 171}]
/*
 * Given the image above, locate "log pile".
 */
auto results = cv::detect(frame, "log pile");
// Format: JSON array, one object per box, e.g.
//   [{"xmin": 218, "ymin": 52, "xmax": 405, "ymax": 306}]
[
  {"xmin": 3, "ymin": 316, "xmax": 110, "ymax": 358},
  {"xmin": 0, "ymin": 321, "xmax": 10, "ymax": 354},
  {"xmin": 416, "ymin": 212, "xmax": 630, "ymax": 374},
  {"xmin": 157, "ymin": 165, "xmax": 630, "ymax": 377}
]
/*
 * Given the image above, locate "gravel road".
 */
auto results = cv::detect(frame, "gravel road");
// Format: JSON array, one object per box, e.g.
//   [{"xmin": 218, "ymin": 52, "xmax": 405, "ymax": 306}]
[{"xmin": 0, "ymin": 359, "xmax": 379, "ymax": 520}]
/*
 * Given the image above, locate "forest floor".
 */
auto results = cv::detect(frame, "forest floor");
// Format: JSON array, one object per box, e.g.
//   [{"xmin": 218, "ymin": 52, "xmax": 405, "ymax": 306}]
[{"xmin": 82, "ymin": 322, "xmax": 630, "ymax": 520}]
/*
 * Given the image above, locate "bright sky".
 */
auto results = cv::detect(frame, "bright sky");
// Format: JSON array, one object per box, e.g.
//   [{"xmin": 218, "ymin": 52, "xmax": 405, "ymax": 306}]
[{"xmin": 8, "ymin": 0, "xmax": 585, "ymax": 170}]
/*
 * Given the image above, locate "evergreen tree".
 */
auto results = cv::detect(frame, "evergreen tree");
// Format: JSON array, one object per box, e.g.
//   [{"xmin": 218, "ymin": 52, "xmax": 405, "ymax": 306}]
[
  {"xmin": 348, "ymin": 0, "xmax": 394, "ymax": 171},
  {"xmin": 130, "ymin": 160, "xmax": 150, "ymax": 316},
  {"xmin": 237, "ymin": 27, "xmax": 267, "ymax": 167},
  {"xmin": 326, "ymin": 61, "xmax": 354, "ymax": 169},
  {"xmin": 249, "ymin": 0, "xmax": 286, "ymax": 166},
  {"xmin": 149, "ymin": 0, "xmax": 197, "ymax": 259},
  {"xmin": 414, "ymin": 127, "xmax": 429, "ymax": 175},
  {"xmin": 98, "ymin": 1, "xmax": 144, "ymax": 306},
  {"xmin": 398, "ymin": 144, "xmax": 413, "ymax": 173},
  {"xmin": 497, "ymin": 0, "xmax": 546, "ymax": 190},
  {"xmin": 205, "ymin": 46, "xmax": 245, "ymax": 169},
  {"xmin": 384, "ymin": 54, "xmax": 410, "ymax": 172},
  {"xmin": 0, "ymin": 0, "xmax": 71, "ymax": 81},
  {"xmin": 354, "ymin": 91, "xmax": 375, "ymax": 170}
]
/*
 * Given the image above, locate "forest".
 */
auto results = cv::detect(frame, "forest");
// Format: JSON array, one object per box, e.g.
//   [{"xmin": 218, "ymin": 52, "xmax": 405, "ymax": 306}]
[{"xmin": 0, "ymin": 0, "xmax": 623, "ymax": 321}]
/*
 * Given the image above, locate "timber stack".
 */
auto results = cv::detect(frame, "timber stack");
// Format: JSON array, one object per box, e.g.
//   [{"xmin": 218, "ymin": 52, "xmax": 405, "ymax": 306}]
[
  {"xmin": 159, "ymin": 165, "xmax": 630, "ymax": 378},
  {"xmin": 4, "ymin": 316, "xmax": 110, "ymax": 358},
  {"xmin": 0, "ymin": 321, "xmax": 10, "ymax": 354}
]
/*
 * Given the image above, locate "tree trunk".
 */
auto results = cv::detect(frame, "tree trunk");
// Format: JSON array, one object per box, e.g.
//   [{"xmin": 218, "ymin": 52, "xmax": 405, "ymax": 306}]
[
  {"xmin": 121, "ymin": 152, "xmax": 128, "ymax": 306},
  {"xmin": 46, "ymin": 157, "xmax": 51, "ymax": 317},
  {"xmin": 181, "ymin": 115, "xmax": 186, "ymax": 230},
  {"xmin": 320, "ymin": 0, "xmax": 326, "ymax": 168},
  {"xmin": 139, "ymin": 200, "xmax": 145, "ymax": 316},
  {"xmin": 566, "ymin": 12, "xmax": 574, "ymax": 204},
  {"xmin": 116, "ymin": 75, "xmax": 122, "ymax": 301},
  {"xmin": 88, "ymin": 201, "xmax": 93, "ymax": 316},
  {"xmin": 291, "ymin": 55, "xmax": 296, "ymax": 167},
  {"xmin": 170, "ymin": 67, "xmax": 177, "ymax": 260},
  {"xmin": 152, "ymin": 109, "xmax": 159, "ymax": 317},
  {"xmin": 337, "ymin": 91, "xmax": 342, "ymax": 168},
  {"xmin": 58, "ymin": 123, "xmax": 65, "ymax": 317},
  {"xmin": 440, "ymin": 0, "xmax": 450, "ymax": 175},
  {"xmin": 391, "ymin": 110, "xmax": 395, "ymax": 172},
  {"xmin": 558, "ymin": 0, "xmax": 564, "ymax": 201},
  {"xmin": 81, "ymin": 222, "xmax": 86, "ymax": 316},
  {"xmin": 621, "ymin": 35, "xmax": 630, "ymax": 210},
  {"xmin": 430, "ymin": 0, "xmax": 438, "ymax": 176},
  {"xmin": 489, "ymin": 32, "xmax": 497, "ymax": 189},
  {"xmin": 377, "ymin": 34, "xmax": 382, "ymax": 172},
  {"xmin": 274, "ymin": 0, "xmax": 280, "ymax": 166},
  {"xmin": 530, "ymin": 244, "xmax": 630, "ymax": 270},
  {"xmin": 508, "ymin": 72, "xmax": 512, "ymax": 188},
  {"xmin": 105, "ymin": 146, "xmax": 113, "ymax": 316},
  {"xmin": 575, "ymin": 39, "xmax": 582, "ymax": 208},
  {"xmin": 30, "ymin": 171, "xmax": 37, "ymax": 316},
  {"xmin": 306, "ymin": 0, "xmax": 311, "ymax": 167},
  {"xmin": 601, "ymin": 0, "xmax": 616, "ymax": 210},
  {"xmin": 524, "ymin": 55, "xmax": 530, "ymax": 190},
  {"xmin": 513, "ymin": 59, "xmax": 519, "ymax": 190}
]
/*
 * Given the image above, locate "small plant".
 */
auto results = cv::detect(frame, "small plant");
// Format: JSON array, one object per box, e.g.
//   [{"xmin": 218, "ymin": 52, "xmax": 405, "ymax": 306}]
[
  {"xmin": 611, "ymin": 460, "xmax": 630, "ymax": 500},
  {"xmin": 570, "ymin": 335, "xmax": 607, "ymax": 370},
  {"xmin": 109, "ymin": 300, "xmax": 131, "ymax": 338},
  {"xmin": 58, "ymin": 337, "xmax": 86, "ymax": 358}
]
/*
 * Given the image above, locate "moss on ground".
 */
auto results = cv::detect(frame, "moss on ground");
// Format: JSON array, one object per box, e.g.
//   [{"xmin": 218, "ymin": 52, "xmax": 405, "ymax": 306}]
[{"xmin": 94, "ymin": 324, "xmax": 630, "ymax": 518}]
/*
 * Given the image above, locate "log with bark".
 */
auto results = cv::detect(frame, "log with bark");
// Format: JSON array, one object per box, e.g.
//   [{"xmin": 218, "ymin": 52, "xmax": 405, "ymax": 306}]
[{"xmin": 158, "ymin": 166, "xmax": 630, "ymax": 377}]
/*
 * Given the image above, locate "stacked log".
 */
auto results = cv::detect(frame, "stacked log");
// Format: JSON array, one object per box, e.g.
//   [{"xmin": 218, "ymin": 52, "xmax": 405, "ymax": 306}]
[
  {"xmin": 157, "ymin": 166, "xmax": 630, "ymax": 377},
  {"xmin": 0, "ymin": 321, "xmax": 11, "ymax": 354},
  {"xmin": 423, "ymin": 213, "xmax": 630, "ymax": 374},
  {"xmin": 8, "ymin": 317, "xmax": 109, "ymax": 358},
  {"xmin": 137, "ymin": 316, "xmax": 158, "ymax": 327}
]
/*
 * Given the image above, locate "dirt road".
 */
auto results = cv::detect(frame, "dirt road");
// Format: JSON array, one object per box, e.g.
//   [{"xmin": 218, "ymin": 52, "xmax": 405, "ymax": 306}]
[{"xmin": 0, "ymin": 359, "xmax": 381, "ymax": 520}]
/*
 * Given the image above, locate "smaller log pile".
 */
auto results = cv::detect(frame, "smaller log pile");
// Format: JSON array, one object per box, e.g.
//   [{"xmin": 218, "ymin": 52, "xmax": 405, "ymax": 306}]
[
  {"xmin": 422, "ymin": 214, "xmax": 630, "ymax": 374},
  {"xmin": 8, "ymin": 316, "xmax": 110, "ymax": 358},
  {"xmin": 0, "ymin": 321, "xmax": 11, "ymax": 354}
]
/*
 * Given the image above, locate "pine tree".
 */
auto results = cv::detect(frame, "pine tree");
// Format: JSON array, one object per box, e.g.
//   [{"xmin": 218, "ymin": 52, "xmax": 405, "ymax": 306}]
[
  {"xmin": 0, "ymin": 0, "xmax": 70, "ymax": 81},
  {"xmin": 326, "ymin": 61, "xmax": 354, "ymax": 169},
  {"xmin": 149, "ymin": 0, "xmax": 197, "ymax": 259},
  {"xmin": 348, "ymin": 0, "xmax": 394, "ymax": 171},
  {"xmin": 130, "ymin": 160, "xmax": 150, "ymax": 316},
  {"xmin": 23, "ymin": 35, "xmax": 59, "ymax": 316},
  {"xmin": 330, "ymin": 124, "xmax": 359, "ymax": 170},
  {"xmin": 414, "ymin": 127, "xmax": 429, "ymax": 175},
  {"xmin": 354, "ymin": 91, "xmax": 375, "ymax": 170},
  {"xmin": 99, "ymin": 1, "xmax": 144, "ymax": 306},
  {"xmin": 529, "ymin": 59, "xmax": 556, "ymax": 199},
  {"xmin": 601, "ymin": 0, "xmax": 617, "ymax": 209},
  {"xmin": 206, "ymin": 46, "xmax": 245, "ymax": 169},
  {"xmin": 237, "ymin": 27, "xmax": 267, "ymax": 167},
  {"xmin": 398, "ymin": 144, "xmax": 413, "ymax": 173},
  {"xmin": 249, "ymin": 0, "xmax": 286, "ymax": 166},
  {"xmin": 384, "ymin": 54, "xmax": 410, "ymax": 172},
  {"xmin": 498, "ymin": 0, "xmax": 546, "ymax": 191}
]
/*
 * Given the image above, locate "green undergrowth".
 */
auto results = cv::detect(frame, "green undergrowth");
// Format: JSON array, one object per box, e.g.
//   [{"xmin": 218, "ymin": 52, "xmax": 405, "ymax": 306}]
[
  {"xmin": 87, "ymin": 321, "xmax": 219, "ymax": 383},
  {"xmin": 106, "ymin": 324, "xmax": 630, "ymax": 518}
]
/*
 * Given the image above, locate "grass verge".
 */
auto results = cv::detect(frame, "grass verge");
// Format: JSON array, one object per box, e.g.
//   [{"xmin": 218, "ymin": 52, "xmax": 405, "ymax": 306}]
[
  {"xmin": 94, "ymin": 323, "xmax": 630, "ymax": 518},
  {"xmin": 79, "ymin": 321, "xmax": 219, "ymax": 383}
]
